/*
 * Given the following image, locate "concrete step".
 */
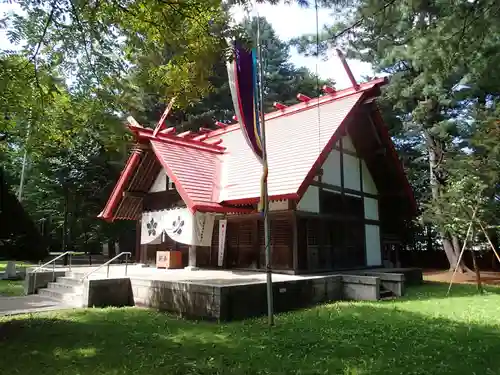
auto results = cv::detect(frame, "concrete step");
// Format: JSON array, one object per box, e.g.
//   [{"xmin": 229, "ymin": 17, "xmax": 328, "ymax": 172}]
[
  {"xmin": 38, "ymin": 288, "xmax": 82, "ymax": 307},
  {"xmin": 65, "ymin": 272, "xmax": 87, "ymax": 279},
  {"xmin": 47, "ymin": 282, "xmax": 83, "ymax": 294},
  {"xmin": 56, "ymin": 276, "xmax": 83, "ymax": 286}
]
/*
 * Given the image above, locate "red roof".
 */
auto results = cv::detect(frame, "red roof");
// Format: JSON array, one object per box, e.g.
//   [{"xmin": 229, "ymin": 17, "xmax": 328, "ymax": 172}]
[
  {"xmin": 149, "ymin": 139, "xmax": 226, "ymax": 212},
  {"xmin": 99, "ymin": 77, "xmax": 415, "ymax": 221}
]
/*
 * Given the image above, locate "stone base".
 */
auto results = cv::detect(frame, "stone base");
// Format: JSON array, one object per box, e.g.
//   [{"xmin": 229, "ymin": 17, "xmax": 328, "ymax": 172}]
[
  {"xmin": 184, "ymin": 266, "xmax": 200, "ymax": 271},
  {"xmin": 1, "ymin": 274, "xmax": 23, "ymax": 281}
]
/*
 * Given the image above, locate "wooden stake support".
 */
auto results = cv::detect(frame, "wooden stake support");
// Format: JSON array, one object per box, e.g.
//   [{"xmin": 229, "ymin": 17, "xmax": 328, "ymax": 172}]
[
  {"xmin": 446, "ymin": 205, "xmax": 479, "ymax": 296},
  {"xmin": 478, "ymin": 221, "xmax": 500, "ymax": 264}
]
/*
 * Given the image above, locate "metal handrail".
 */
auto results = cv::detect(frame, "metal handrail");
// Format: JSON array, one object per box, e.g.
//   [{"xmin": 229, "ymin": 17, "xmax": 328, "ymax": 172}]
[
  {"xmin": 31, "ymin": 251, "xmax": 77, "ymax": 291},
  {"xmin": 31, "ymin": 251, "xmax": 76, "ymax": 273},
  {"xmin": 81, "ymin": 252, "xmax": 132, "ymax": 280}
]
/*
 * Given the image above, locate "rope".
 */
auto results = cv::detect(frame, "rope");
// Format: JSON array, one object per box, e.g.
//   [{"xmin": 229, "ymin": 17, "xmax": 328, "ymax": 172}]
[{"xmin": 315, "ymin": 0, "xmax": 322, "ymax": 157}]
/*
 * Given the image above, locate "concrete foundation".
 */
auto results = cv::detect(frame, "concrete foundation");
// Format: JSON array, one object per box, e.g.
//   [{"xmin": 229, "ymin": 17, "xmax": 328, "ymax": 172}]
[
  {"xmin": 83, "ymin": 278, "xmax": 134, "ymax": 308},
  {"xmin": 345, "ymin": 271, "xmax": 406, "ymax": 297},
  {"xmin": 129, "ymin": 275, "xmax": 344, "ymax": 321},
  {"xmin": 132, "ymin": 278, "xmax": 222, "ymax": 319},
  {"xmin": 25, "ymin": 270, "xmax": 66, "ymax": 295},
  {"xmin": 341, "ymin": 274, "xmax": 380, "ymax": 301},
  {"xmin": 24, "ymin": 265, "xmax": 422, "ymax": 321}
]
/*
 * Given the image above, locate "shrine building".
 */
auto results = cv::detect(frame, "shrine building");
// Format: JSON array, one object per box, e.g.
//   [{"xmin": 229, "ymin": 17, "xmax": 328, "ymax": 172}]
[{"xmin": 99, "ymin": 77, "xmax": 415, "ymax": 274}]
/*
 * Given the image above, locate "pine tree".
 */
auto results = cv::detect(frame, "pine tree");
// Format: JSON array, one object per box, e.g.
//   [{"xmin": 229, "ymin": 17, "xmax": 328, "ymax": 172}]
[
  {"xmin": 130, "ymin": 16, "xmax": 333, "ymax": 131},
  {"xmin": 294, "ymin": 0, "xmax": 500, "ymax": 271}
]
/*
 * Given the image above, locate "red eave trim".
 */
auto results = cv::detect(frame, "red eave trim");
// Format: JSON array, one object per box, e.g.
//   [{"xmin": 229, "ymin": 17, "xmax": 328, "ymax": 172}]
[
  {"xmin": 130, "ymin": 127, "xmax": 226, "ymax": 154},
  {"xmin": 222, "ymin": 193, "xmax": 300, "ymax": 206},
  {"xmin": 98, "ymin": 149, "xmax": 143, "ymax": 222},
  {"xmin": 206, "ymin": 77, "xmax": 388, "ymax": 140},
  {"xmin": 296, "ymin": 93, "xmax": 368, "ymax": 199},
  {"xmin": 193, "ymin": 203, "xmax": 253, "ymax": 214}
]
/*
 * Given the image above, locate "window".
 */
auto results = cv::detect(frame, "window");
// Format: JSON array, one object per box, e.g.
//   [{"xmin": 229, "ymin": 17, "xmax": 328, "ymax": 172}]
[
  {"xmin": 320, "ymin": 190, "xmax": 363, "ymax": 218},
  {"xmin": 166, "ymin": 176, "xmax": 176, "ymax": 191},
  {"xmin": 344, "ymin": 195, "xmax": 364, "ymax": 218},
  {"xmin": 320, "ymin": 191, "xmax": 343, "ymax": 214}
]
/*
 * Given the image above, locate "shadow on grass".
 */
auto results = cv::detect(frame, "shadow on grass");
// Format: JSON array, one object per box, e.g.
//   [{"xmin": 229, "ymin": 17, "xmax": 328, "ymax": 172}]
[
  {"xmin": 1, "ymin": 288, "xmax": 500, "ymax": 375},
  {"xmin": 403, "ymin": 281, "xmax": 500, "ymax": 301}
]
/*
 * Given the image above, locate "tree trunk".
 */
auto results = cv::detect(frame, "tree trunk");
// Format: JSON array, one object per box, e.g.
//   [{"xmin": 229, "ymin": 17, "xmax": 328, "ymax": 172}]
[
  {"xmin": 451, "ymin": 235, "xmax": 472, "ymax": 273},
  {"xmin": 470, "ymin": 249, "xmax": 483, "ymax": 294},
  {"xmin": 108, "ymin": 240, "xmax": 116, "ymax": 259},
  {"xmin": 426, "ymin": 225, "xmax": 433, "ymax": 252},
  {"xmin": 442, "ymin": 234, "xmax": 464, "ymax": 272},
  {"xmin": 489, "ymin": 229, "xmax": 499, "ymax": 270},
  {"xmin": 62, "ymin": 185, "xmax": 69, "ymax": 266},
  {"xmin": 425, "ymin": 131, "xmax": 468, "ymax": 272}
]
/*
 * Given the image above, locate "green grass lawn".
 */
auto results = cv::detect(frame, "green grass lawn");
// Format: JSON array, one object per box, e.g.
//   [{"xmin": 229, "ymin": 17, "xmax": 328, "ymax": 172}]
[
  {"xmin": 0, "ymin": 261, "xmax": 28, "ymax": 297},
  {"xmin": 0, "ymin": 260, "xmax": 33, "ymax": 271},
  {"xmin": 1, "ymin": 282, "xmax": 500, "ymax": 374},
  {"xmin": 0, "ymin": 280, "xmax": 24, "ymax": 296}
]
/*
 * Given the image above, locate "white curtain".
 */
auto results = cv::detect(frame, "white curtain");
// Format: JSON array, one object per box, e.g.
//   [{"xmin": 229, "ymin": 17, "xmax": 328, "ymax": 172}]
[
  {"xmin": 141, "ymin": 210, "xmax": 169, "ymax": 244},
  {"xmin": 141, "ymin": 208, "xmax": 215, "ymax": 246}
]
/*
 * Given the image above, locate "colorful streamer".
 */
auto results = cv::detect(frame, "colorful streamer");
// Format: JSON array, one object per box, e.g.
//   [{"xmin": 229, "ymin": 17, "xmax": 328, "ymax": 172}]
[
  {"xmin": 227, "ymin": 39, "xmax": 267, "ymax": 214},
  {"xmin": 226, "ymin": 40, "xmax": 263, "ymax": 161}
]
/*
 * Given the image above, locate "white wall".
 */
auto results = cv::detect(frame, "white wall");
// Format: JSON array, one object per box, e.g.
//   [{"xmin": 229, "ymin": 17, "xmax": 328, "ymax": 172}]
[
  {"xmin": 361, "ymin": 160, "xmax": 378, "ymax": 194},
  {"xmin": 297, "ymin": 185, "xmax": 320, "ymax": 213},
  {"xmin": 365, "ymin": 224, "xmax": 381, "ymax": 266},
  {"xmin": 298, "ymin": 133, "xmax": 380, "ymax": 224},
  {"xmin": 364, "ymin": 197, "xmax": 379, "ymax": 221},
  {"xmin": 342, "ymin": 134, "xmax": 356, "ymax": 152},
  {"xmin": 343, "ymin": 154, "xmax": 361, "ymax": 191},
  {"xmin": 269, "ymin": 200, "xmax": 289, "ymax": 211},
  {"xmin": 150, "ymin": 169, "xmax": 167, "ymax": 192},
  {"xmin": 322, "ymin": 150, "xmax": 341, "ymax": 186},
  {"xmin": 322, "ymin": 134, "xmax": 377, "ymax": 194},
  {"xmin": 295, "ymin": 132, "xmax": 384, "ymax": 268}
]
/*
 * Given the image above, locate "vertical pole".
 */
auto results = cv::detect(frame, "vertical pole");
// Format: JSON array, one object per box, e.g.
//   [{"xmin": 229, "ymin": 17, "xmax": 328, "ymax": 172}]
[
  {"xmin": 17, "ymin": 119, "xmax": 31, "ymax": 202},
  {"xmin": 62, "ymin": 185, "xmax": 69, "ymax": 263},
  {"xmin": 470, "ymin": 226, "xmax": 483, "ymax": 294},
  {"xmin": 446, "ymin": 220, "xmax": 474, "ymax": 296},
  {"xmin": 256, "ymin": 15, "xmax": 274, "ymax": 326},
  {"xmin": 125, "ymin": 253, "xmax": 129, "ymax": 276}
]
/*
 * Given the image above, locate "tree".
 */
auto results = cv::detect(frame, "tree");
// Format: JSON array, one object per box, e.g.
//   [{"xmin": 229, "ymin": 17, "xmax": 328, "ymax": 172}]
[
  {"xmin": 429, "ymin": 105, "xmax": 500, "ymax": 248},
  {"xmin": 128, "ymin": 16, "xmax": 333, "ymax": 130},
  {"xmin": 1, "ymin": 61, "xmax": 130, "ymax": 256},
  {"xmin": 1, "ymin": 4, "xmax": 333, "ymax": 260},
  {"xmin": 0, "ymin": 155, "xmax": 47, "ymax": 262},
  {"xmin": 4, "ymin": 0, "xmax": 270, "ymax": 108},
  {"xmin": 293, "ymin": 0, "xmax": 500, "ymax": 271}
]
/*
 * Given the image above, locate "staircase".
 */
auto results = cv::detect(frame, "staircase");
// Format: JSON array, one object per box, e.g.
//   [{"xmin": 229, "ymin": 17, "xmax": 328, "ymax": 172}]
[
  {"xmin": 379, "ymin": 285, "xmax": 396, "ymax": 300},
  {"xmin": 38, "ymin": 272, "xmax": 85, "ymax": 307}
]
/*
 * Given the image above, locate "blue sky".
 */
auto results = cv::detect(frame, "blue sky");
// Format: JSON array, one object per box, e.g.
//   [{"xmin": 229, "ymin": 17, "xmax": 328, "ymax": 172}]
[
  {"xmin": 0, "ymin": 1, "xmax": 373, "ymax": 89},
  {"xmin": 232, "ymin": 2, "xmax": 373, "ymax": 89}
]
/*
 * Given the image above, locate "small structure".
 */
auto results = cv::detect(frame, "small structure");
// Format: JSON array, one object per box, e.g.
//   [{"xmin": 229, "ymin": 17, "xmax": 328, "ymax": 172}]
[
  {"xmin": 99, "ymin": 77, "xmax": 415, "ymax": 274},
  {"xmin": 2, "ymin": 261, "xmax": 17, "ymax": 280}
]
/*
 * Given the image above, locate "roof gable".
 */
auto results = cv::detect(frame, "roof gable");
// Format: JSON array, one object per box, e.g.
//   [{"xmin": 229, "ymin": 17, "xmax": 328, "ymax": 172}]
[
  {"xmin": 150, "ymin": 140, "xmax": 224, "ymax": 212},
  {"xmin": 216, "ymin": 92, "xmax": 364, "ymax": 203},
  {"xmin": 98, "ymin": 77, "xmax": 416, "ymax": 220}
]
